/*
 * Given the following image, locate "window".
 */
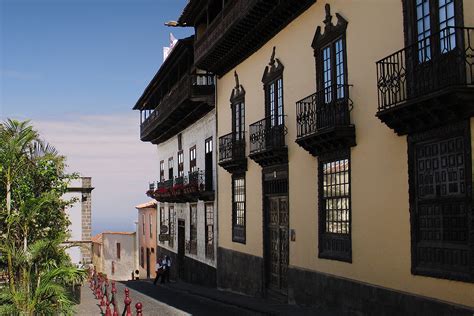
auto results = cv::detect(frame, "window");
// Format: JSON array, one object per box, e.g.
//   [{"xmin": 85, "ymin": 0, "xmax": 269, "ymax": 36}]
[
  {"xmin": 313, "ymin": 4, "xmax": 348, "ymax": 104},
  {"xmin": 265, "ymin": 77, "xmax": 284, "ymax": 127},
  {"xmin": 116, "ymin": 243, "xmax": 121, "ymax": 259},
  {"xmin": 149, "ymin": 214, "xmax": 153, "ymax": 238},
  {"xmin": 408, "ymin": 122, "xmax": 473, "ymax": 282},
  {"xmin": 160, "ymin": 160, "xmax": 165, "ymax": 182},
  {"xmin": 142, "ymin": 214, "xmax": 145, "ymax": 235},
  {"xmin": 140, "ymin": 247, "xmax": 144, "ymax": 268},
  {"xmin": 178, "ymin": 151, "xmax": 184, "ymax": 177},
  {"xmin": 159, "ymin": 207, "xmax": 165, "ymax": 242},
  {"xmin": 189, "ymin": 204, "xmax": 197, "ymax": 254},
  {"xmin": 232, "ymin": 175, "xmax": 246, "ymax": 243},
  {"xmin": 189, "ymin": 146, "xmax": 197, "ymax": 173},
  {"xmin": 319, "ymin": 151, "xmax": 351, "ymax": 262},
  {"xmin": 205, "ymin": 138, "xmax": 213, "ymax": 191},
  {"xmin": 409, "ymin": 0, "xmax": 458, "ymax": 62},
  {"xmin": 168, "ymin": 157, "xmax": 174, "ymax": 180},
  {"xmin": 168, "ymin": 206, "xmax": 175, "ymax": 248},
  {"xmin": 178, "ymin": 133, "xmax": 183, "ymax": 151},
  {"xmin": 233, "ymin": 101, "xmax": 245, "ymax": 141},
  {"xmin": 320, "ymin": 38, "xmax": 346, "ymax": 102},
  {"xmin": 205, "ymin": 203, "xmax": 215, "ymax": 260}
]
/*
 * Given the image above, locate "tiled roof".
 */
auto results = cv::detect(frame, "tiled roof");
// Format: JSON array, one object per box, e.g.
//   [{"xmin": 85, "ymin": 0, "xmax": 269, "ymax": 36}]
[
  {"xmin": 91, "ymin": 233, "xmax": 103, "ymax": 244},
  {"xmin": 135, "ymin": 200, "xmax": 157, "ymax": 209}
]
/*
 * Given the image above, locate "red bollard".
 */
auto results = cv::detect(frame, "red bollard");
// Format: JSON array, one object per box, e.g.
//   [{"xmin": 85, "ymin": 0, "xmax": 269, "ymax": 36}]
[
  {"xmin": 124, "ymin": 288, "xmax": 132, "ymax": 316},
  {"xmin": 111, "ymin": 281, "xmax": 118, "ymax": 316},
  {"xmin": 105, "ymin": 298, "xmax": 112, "ymax": 316},
  {"xmin": 135, "ymin": 302, "xmax": 143, "ymax": 316}
]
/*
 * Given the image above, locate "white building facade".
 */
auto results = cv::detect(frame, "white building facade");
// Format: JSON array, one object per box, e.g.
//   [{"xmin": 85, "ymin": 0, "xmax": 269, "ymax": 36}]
[{"xmin": 134, "ymin": 36, "xmax": 217, "ymax": 286}]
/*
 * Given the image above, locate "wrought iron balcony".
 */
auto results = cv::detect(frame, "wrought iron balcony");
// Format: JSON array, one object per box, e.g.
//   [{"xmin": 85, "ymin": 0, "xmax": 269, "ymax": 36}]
[
  {"xmin": 296, "ymin": 84, "xmax": 356, "ymax": 156},
  {"xmin": 140, "ymin": 73, "xmax": 215, "ymax": 144},
  {"xmin": 248, "ymin": 115, "xmax": 288, "ymax": 167},
  {"xmin": 183, "ymin": 170, "xmax": 215, "ymax": 201},
  {"xmin": 376, "ymin": 26, "xmax": 474, "ymax": 135},
  {"xmin": 218, "ymin": 132, "xmax": 247, "ymax": 173},
  {"xmin": 187, "ymin": 0, "xmax": 316, "ymax": 76},
  {"xmin": 146, "ymin": 170, "xmax": 214, "ymax": 203}
]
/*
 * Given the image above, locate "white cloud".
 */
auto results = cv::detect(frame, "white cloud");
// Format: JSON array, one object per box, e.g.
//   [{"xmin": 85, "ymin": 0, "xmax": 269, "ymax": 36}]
[{"xmin": 34, "ymin": 112, "xmax": 158, "ymax": 235}]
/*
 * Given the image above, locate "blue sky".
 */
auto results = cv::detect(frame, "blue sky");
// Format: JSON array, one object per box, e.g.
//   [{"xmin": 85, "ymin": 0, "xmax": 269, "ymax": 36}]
[{"xmin": 0, "ymin": 0, "xmax": 192, "ymax": 234}]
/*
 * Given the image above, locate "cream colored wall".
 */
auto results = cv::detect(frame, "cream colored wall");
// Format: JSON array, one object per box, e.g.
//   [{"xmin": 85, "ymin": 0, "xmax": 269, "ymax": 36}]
[
  {"xmin": 464, "ymin": 0, "xmax": 474, "ymax": 27},
  {"xmin": 102, "ymin": 233, "xmax": 136, "ymax": 281},
  {"xmin": 217, "ymin": 0, "xmax": 474, "ymax": 308}
]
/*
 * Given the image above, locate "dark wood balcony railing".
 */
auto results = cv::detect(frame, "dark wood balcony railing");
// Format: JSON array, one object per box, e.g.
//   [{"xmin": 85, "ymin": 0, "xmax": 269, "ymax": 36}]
[
  {"xmin": 376, "ymin": 26, "xmax": 474, "ymax": 134},
  {"xmin": 296, "ymin": 84, "xmax": 353, "ymax": 138},
  {"xmin": 192, "ymin": 0, "xmax": 316, "ymax": 75},
  {"xmin": 140, "ymin": 73, "xmax": 215, "ymax": 143},
  {"xmin": 194, "ymin": 0, "xmax": 253, "ymax": 63},
  {"xmin": 249, "ymin": 115, "xmax": 288, "ymax": 166}
]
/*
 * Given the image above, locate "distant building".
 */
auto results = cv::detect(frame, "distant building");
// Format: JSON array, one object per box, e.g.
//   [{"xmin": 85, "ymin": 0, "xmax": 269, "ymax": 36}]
[
  {"xmin": 91, "ymin": 232, "xmax": 137, "ymax": 281},
  {"xmin": 135, "ymin": 201, "xmax": 157, "ymax": 279},
  {"xmin": 64, "ymin": 177, "xmax": 93, "ymax": 265}
]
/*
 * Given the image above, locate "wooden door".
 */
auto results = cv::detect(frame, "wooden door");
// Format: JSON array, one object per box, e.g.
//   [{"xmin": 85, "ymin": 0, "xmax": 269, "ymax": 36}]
[{"xmin": 266, "ymin": 196, "xmax": 289, "ymax": 293}]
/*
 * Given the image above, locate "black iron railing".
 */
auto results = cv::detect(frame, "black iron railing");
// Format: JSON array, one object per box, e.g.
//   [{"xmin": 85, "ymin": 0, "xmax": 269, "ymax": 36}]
[
  {"xmin": 296, "ymin": 84, "xmax": 353, "ymax": 138},
  {"xmin": 249, "ymin": 116, "xmax": 287, "ymax": 154},
  {"xmin": 218, "ymin": 132, "xmax": 246, "ymax": 162},
  {"xmin": 377, "ymin": 26, "xmax": 474, "ymax": 111}
]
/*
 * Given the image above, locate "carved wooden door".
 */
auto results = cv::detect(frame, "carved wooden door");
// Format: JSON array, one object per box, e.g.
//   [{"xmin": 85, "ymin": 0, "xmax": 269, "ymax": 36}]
[{"xmin": 267, "ymin": 196, "xmax": 289, "ymax": 292}]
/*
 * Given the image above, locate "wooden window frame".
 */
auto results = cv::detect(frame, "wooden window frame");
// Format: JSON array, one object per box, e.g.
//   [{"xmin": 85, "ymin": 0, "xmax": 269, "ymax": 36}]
[
  {"xmin": 189, "ymin": 146, "xmax": 197, "ymax": 173},
  {"xmin": 168, "ymin": 206, "xmax": 175, "ymax": 248},
  {"xmin": 402, "ymin": 0, "xmax": 464, "ymax": 48},
  {"xmin": 178, "ymin": 151, "xmax": 184, "ymax": 177},
  {"xmin": 232, "ymin": 174, "xmax": 246, "ymax": 243},
  {"xmin": 116, "ymin": 243, "xmax": 121, "ymax": 260},
  {"xmin": 160, "ymin": 160, "xmax": 165, "ymax": 182},
  {"xmin": 205, "ymin": 203, "xmax": 215, "ymax": 260},
  {"xmin": 168, "ymin": 157, "xmax": 174, "ymax": 180},
  {"xmin": 318, "ymin": 150, "xmax": 352, "ymax": 263},
  {"xmin": 407, "ymin": 121, "xmax": 473, "ymax": 282}
]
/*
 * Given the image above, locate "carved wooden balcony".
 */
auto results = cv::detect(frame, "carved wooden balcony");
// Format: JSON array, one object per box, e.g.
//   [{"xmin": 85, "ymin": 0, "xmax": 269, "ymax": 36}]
[
  {"xmin": 183, "ymin": 0, "xmax": 316, "ymax": 76},
  {"xmin": 248, "ymin": 116, "xmax": 288, "ymax": 167},
  {"xmin": 218, "ymin": 132, "xmax": 247, "ymax": 173},
  {"xmin": 140, "ymin": 74, "xmax": 215, "ymax": 144},
  {"xmin": 376, "ymin": 26, "xmax": 474, "ymax": 135},
  {"xmin": 296, "ymin": 84, "xmax": 356, "ymax": 156}
]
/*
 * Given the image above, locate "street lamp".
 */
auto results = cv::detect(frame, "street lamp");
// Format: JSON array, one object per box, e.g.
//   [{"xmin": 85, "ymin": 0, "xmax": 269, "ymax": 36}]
[{"xmin": 164, "ymin": 21, "xmax": 186, "ymax": 27}]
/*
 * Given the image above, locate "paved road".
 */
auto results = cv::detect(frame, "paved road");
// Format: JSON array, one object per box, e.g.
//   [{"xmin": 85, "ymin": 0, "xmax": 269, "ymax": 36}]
[
  {"xmin": 120, "ymin": 280, "xmax": 261, "ymax": 316},
  {"xmin": 77, "ymin": 281, "xmax": 259, "ymax": 316}
]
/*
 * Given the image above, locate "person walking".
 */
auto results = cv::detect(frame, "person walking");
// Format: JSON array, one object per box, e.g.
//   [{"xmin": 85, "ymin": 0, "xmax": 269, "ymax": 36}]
[
  {"xmin": 153, "ymin": 258, "xmax": 163, "ymax": 285},
  {"xmin": 163, "ymin": 255, "xmax": 172, "ymax": 283}
]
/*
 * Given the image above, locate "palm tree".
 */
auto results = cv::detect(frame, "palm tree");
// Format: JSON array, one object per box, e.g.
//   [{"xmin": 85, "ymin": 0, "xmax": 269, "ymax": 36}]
[
  {"xmin": 0, "ymin": 235, "xmax": 87, "ymax": 315},
  {"xmin": 0, "ymin": 119, "xmax": 84, "ymax": 314}
]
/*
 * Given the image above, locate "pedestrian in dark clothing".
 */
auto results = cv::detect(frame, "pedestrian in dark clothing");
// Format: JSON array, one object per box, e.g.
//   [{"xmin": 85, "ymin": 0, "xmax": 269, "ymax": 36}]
[
  {"xmin": 153, "ymin": 259, "xmax": 163, "ymax": 285},
  {"xmin": 163, "ymin": 255, "xmax": 172, "ymax": 283}
]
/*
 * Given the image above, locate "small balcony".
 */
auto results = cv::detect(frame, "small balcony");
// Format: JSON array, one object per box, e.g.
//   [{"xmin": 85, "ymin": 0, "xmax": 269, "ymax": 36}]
[
  {"xmin": 140, "ymin": 73, "xmax": 215, "ymax": 144},
  {"xmin": 146, "ymin": 170, "xmax": 214, "ymax": 203},
  {"xmin": 296, "ymin": 84, "xmax": 356, "ymax": 156},
  {"xmin": 248, "ymin": 115, "xmax": 288, "ymax": 167},
  {"xmin": 218, "ymin": 132, "xmax": 247, "ymax": 173},
  {"xmin": 376, "ymin": 26, "xmax": 474, "ymax": 135}
]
